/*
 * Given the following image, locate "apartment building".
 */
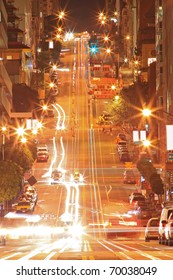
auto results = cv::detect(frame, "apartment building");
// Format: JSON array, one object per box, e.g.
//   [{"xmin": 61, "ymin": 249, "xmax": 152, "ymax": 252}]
[{"xmin": 0, "ymin": 0, "xmax": 12, "ymax": 123}]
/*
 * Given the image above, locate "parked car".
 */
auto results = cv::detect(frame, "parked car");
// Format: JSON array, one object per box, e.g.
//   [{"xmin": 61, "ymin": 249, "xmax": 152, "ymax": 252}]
[
  {"xmin": 117, "ymin": 146, "xmax": 128, "ymax": 154},
  {"xmin": 37, "ymin": 151, "xmax": 49, "ymax": 162},
  {"xmin": 136, "ymin": 206, "xmax": 152, "ymax": 226},
  {"xmin": 164, "ymin": 212, "xmax": 173, "ymax": 246},
  {"xmin": 16, "ymin": 201, "xmax": 35, "ymax": 213},
  {"xmin": 129, "ymin": 193, "xmax": 145, "ymax": 205},
  {"xmin": 37, "ymin": 144, "xmax": 48, "ymax": 152},
  {"xmin": 145, "ymin": 217, "xmax": 159, "ymax": 242},
  {"xmin": 116, "ymin": 140, "xmax": 127, "ymax": 148},
  {"xmin": 119, "ymin": 152, "xmax": 131, "ymax": 162},
  {"xmin": 129, "ymin": 192, "xmax": 144, "ymax": 201},
  {"xmin": 117, "ymin": 133, "xmax": 127, "ymax": 141},
  {"xmin": 24, "ymin": 186, "xmax": 38, "ymax": 202},
  {"xmin": 158, "ymin": 205, "xmax": 173, "ymax": 244},
  {"xmin": 123, "ymin": 170, "xmax": 136, "ymax": 184},
  {"xmin": 133, "ymin": 200, "xmax": 148, "ymax": 210}
]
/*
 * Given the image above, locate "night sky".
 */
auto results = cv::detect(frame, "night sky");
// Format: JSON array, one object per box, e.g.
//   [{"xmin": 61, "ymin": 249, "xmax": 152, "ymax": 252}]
[{"xmin": 57, "ymin": 0, "xmax": 106, "ymax": 32}]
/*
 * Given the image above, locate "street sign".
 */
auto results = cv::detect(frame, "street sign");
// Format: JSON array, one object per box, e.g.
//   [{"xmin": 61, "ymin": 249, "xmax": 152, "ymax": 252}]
[
  {"xmin": 168, "ymin": 152, "xmax": 173, "ymax": 161},
  {"xmin": 27, "ymin": 176, "xmax": 37, "ymax": 186}
]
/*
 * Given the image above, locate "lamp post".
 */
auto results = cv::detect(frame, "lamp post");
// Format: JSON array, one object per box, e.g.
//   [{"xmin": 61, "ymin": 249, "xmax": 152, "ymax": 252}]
[
  {"xmin": 1, "ymin": 126, "xmax": 7, "ymax": 161},
  {"xmin": 142, "ymin": 107, "xmax": 173, "ymax": 201}
]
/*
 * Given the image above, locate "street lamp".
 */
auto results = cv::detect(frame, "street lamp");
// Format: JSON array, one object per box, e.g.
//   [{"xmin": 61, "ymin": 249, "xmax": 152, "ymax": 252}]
[
  {"xmin": 1, "ymin": 126, "xmax": 7, "ymax": 160},
  {"xmin": 143, "ymin": 139, "xmax": 151, "ymax": 147},
  {"xmin": 142, "ymin": 108, "xmax": 151, "ymax": 117}
]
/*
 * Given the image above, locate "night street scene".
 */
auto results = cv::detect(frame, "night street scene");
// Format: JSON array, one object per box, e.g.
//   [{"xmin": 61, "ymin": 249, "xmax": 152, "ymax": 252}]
[{"xmin": 1, "ymin": 0, "xmax": 173, "ymax": 261}]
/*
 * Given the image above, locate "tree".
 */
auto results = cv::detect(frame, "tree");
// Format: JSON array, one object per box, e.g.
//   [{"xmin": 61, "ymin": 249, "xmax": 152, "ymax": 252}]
[
  {"xmin": 37, "ymin": 51, "xmax": 51, "ymax": 73},
  {"xmin": 107, "ymin": 92, "xmax": 137, "ymax": 126},
  {"xmin": 137, "ymin": 158, "xmax": 156, "ymax": 182},
  {"xmin": 0, "ymin": 160, "xmax": 23, "ymax": 203},
  {"xmin": 150, "ymin": 173, "xmax": 164, "ymax": 195},
  {"xmin": 4, "ymin": 143, "xmax": 34, "ymax": 172},
  {"xmin": 137, "ymin": 157, "xmax": 164, "ymax": 201}
]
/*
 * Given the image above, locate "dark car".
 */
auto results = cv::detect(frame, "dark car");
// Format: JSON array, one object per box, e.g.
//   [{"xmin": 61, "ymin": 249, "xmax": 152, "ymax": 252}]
[
  {"xmin": 123, "ymin": 170, "xmax": 136, "ymax": 184},
  {"xmin": 129, "ymin": 195, "xmax": 146, "ymax": 205},
  {"xmin": 117, "ymin": 133, "xmax": 127, "ymax": 141},
  {"xmin": 16, "ymin": 201, "xmax": 35, "ymax": 213},
  {"xmin": 37, "ymin": 151, "xmax": 49, "ymax": 162},
  {"xmin": 51, "ymin": 170, "xmax": 64, "ymax": 184},
  {"xmin": 120, "ymin": 152, "xmax": 131, "ymax": 162}
]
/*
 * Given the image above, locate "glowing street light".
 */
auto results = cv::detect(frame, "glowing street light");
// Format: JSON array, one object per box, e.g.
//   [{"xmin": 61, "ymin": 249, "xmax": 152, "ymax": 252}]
[
  {"xmin": 32, "ymin": 129, "xmax": 38, "ymax": 135},
  {"xmin": 59, "ymin": 11, "xmax": 65, "ymax": 20},
  {"xmin": 142, "ymin": 108, "xmax": 151, "ymax": 117},
  {"xmin": 37, "ymin": 122, "xmax": 43, "ymax": 129},
  {"xmin": 126, "ymin": 35, "xmax": 130, "ymax": 41},
  {"xmin": 1, "ymin": 125, "xmax": 7, "ymax": 160},
  {"xmin": 49, "ymin": 82, "xmax": 55, "ymax": 88},
  {"xmin": 1, "ymin": 126, "xmax": 7, "ymax": 133},
  {"xmin": 42, "ymin": 104, "xmax": 48, "ymax": 111},
  {"xmin": 114, "ymin": 95, "xmax": 120, "ymax": 101},
  {"xmin": 143, "ymin": 139, "xmax": 151, "ymax": 147},
  {"xmin": 16, "ymin": 127, "xmax": 25, "ymax": 137},
  {"xmin": 106, "ymin": 48, "xmax": 111, "ymax": 54},
  {"xmin": 20, "ymin": 137, "xmax": 27, "ymax": 144},
  {"xmin": 111, "ymin": 85, "xmax": 116, "ymax": 91},
  {"xmin": 104, "ymin": 35, "xmax": 109, "ymax": 42}
]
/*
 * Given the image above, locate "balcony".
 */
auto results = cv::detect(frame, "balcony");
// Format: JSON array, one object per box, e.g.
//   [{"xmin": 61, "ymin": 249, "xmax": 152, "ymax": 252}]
[
  {"xmin": 0, "ymin": 61, "xmax": 12, "ymax": 115},
  {"xmin": 0, "ymin": 0, "xmax": 8, "ymax": 48},
  {"xmin": 0, "ymin": 61, "xmax": 12, "ymax": 94}
]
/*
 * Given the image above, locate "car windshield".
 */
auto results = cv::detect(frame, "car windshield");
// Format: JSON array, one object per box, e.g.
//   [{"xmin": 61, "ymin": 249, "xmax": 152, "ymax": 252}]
[
  {"xmin": 150, "ymin": 220, "xmax": 159, "ymax": 226},
  {"xmin": 118, "ymin": 142, "xmax": 127, "ymax": 146},
  {"xmin": 133, "ymin": 197, "xmax": 145, "ymax": 201},
  {"xmin": 18, "ymin": 202, "xmax": 30, "ymax": 206},
  {"xmin": 53, "ymin": 171, "xmax": 62, "ymax": 177}
]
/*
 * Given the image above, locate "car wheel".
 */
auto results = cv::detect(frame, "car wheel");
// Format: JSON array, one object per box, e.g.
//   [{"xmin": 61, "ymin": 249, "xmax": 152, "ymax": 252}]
[
  {"xmin": 145, "ymin": 236, "xmax": 149, "ymax": 242},
  {"xmin": 160, "ymin": 237, "xmax": 165, "ymax": 245},
  {"xmin": 168, "ymin": 237, "xmax": 173, "ymax": 246}
]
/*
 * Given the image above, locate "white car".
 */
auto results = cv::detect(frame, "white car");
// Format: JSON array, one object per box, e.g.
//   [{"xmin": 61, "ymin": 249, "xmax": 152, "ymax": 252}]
[
  {"xmin": 145, "ymin": 217, "xmax": 159, "ymax": 242},
  {"xmin": 37, "ymin": 144, "xmax": 48, "ymax": 153},
  {"xmin": 163, "ymin": 212, "xmax": 173, "ymax": 246},
  {"xmin": 158, "ymin": 205, "xmax": 173, "ymax": 245}
]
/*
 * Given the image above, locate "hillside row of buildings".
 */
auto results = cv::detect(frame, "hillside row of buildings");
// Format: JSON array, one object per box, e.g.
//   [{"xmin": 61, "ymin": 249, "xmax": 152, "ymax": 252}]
[
  {"xmin": 0, "ymin": 0, "xmax": 60, "ymax": 126},
  {"xmin": 104, "ymin": 0, "xmax": 173, "ymax": 169}
]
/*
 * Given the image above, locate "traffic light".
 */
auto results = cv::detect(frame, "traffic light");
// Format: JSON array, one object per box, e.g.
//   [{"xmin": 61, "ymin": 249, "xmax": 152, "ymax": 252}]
[
  {"xmin": 134, "ymin": 47, "xmax": 141, "ymax": 56},
  {"xmin": 90, "ymin": 44, "xmax": 99, "ymax": 55}
]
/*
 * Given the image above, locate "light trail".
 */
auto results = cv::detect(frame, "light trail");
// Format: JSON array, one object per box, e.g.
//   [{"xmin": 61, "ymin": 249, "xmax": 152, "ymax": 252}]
[
  {"xmin": 53, "ymin": 103, "xmax": 66, "ymax": 130},
  {"xmin": 57, "ymin": 136, "xmax": 65, "ymax": 171}
]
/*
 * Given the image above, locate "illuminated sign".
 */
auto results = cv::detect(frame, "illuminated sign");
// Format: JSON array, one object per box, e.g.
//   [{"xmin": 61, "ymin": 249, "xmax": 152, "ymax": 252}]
[{"xmin": 166, "ymin": 125, "xmax": 173, "ymax": 150}]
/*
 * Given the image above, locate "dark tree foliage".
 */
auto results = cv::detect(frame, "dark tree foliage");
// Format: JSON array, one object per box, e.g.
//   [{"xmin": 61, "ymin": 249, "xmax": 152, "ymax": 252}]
[
  {"xmin": 12, "ymin": 83, "xmax": 39, "ymax": 112},
  {"xmin": 137, "ymin": 158, "xmax": 156, "ymax": 182},
  {"xmin": 137, "ymin": 158, "xmax": 164, "ymax": 195},
  {"xmin": 0, "ymin": 160, "xmax": 23, "ymax": 202},
  {"xmin": 4, "ymin": 141, "xmax": 34, "ymax": 172},
  {"xmin": 150, "ymin": 173, "xmax": 164, "ymax": 195}
]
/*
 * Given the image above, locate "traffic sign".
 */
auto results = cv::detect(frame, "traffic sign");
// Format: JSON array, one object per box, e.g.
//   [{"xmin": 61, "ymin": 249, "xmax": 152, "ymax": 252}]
[
  {"xmin": 168, "ymin": 152, "xmax": 173, "ymax": 161},
  {"xmin": 27, "ymin": 176, "xmax": 37, "ymax": 186}
]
